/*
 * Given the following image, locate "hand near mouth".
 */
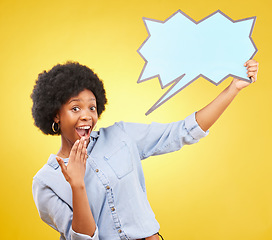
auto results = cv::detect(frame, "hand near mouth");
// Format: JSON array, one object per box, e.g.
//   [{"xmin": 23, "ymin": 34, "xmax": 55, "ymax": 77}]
[
  {"xmin": 56, "ymin": 137, "xmax": 88, "ymax": 187},
  {"xmin": 56, "ymin": 137, "xmax": 96, "ymax": 236}
]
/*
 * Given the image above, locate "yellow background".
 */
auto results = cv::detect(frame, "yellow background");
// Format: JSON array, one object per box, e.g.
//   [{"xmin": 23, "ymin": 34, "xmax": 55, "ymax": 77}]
[{"xmin": 0, "ymin": 0, "xmax": 271, "ymax": 239}]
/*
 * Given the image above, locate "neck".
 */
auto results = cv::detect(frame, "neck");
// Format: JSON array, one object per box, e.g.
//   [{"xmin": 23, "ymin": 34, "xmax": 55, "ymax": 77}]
[{"xmin": 57, "ymin": 135, "xmax": 74, "ymax": 158}]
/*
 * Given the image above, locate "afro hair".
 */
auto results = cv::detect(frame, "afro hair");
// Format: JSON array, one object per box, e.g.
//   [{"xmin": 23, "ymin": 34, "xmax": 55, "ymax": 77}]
[{"xmin": 31, "ymin": 61, "xmax": 107, "ymax": 135}]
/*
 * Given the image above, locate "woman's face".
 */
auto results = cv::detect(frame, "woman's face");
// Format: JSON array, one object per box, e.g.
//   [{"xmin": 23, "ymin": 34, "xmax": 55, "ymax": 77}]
[{"xmin": 54, "ymin": 89, "xmax": 98, "ymax": 147}]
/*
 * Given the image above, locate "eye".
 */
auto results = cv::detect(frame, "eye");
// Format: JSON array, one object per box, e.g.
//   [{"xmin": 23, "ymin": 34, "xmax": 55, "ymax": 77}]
[
  {"xmin": 72, "ymin": 106, "xmax": 80, "ymax": 112},
  {"xmin": 90, "ymin": 106, "xmax": 96, "ymax": 111}
]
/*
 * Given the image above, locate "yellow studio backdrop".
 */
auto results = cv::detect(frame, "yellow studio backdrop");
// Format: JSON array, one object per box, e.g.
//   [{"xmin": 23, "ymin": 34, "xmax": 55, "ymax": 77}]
[{"xmin": 0, "ymin": 0, "xmax": 271, "ymax": 239}]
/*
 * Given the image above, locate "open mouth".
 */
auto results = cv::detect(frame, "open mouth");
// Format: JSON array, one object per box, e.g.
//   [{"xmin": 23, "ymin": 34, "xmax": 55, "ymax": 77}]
[{"xmin": 75, "ymin": 126, "xmax": 91, "ymax": 138}]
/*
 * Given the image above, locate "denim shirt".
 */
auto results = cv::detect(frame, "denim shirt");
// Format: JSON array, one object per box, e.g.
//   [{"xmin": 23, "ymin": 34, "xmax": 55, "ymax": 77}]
[{"xmin": 32, "ymin": 112, "xmax": 208, "ymax": 240}]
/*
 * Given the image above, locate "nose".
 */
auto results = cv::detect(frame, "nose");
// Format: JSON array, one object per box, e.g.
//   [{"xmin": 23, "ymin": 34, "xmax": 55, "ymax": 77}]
[{"xmin": 80, "ymin": 109, "xmax": 92, "ymax": 121}]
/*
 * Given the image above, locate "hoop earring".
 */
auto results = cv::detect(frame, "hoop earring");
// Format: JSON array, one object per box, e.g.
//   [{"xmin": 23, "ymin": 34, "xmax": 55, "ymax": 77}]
[{"xmin": 52, "ymin": 122, "xmax": 60, "ymax": 133}]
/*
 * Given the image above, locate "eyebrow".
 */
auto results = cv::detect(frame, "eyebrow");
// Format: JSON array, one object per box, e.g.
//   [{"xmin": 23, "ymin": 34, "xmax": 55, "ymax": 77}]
[{"xmin": 68, "ymin": 98, "xmax": 96, "ymax": 104}]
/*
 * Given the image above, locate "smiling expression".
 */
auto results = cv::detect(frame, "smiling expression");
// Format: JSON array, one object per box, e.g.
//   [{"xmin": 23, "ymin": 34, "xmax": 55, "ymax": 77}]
[{"xmin": 54, "ymin": 89, "xmax": 98, "ymax": 151}]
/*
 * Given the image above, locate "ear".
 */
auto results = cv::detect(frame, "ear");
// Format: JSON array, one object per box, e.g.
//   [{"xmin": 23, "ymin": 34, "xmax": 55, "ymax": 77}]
[{"xmin": 54, "ymin": 113, "xmax": 60, "ymax": 123}]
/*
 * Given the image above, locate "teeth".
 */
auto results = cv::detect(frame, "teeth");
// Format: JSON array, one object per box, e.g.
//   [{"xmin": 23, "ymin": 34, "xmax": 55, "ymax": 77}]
[{"xmin": 77, "ymin": 126, "xmax": 91, "ymax": 130}]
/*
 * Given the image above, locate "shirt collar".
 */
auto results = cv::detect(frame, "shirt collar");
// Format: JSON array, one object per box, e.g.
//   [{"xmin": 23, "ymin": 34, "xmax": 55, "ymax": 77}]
[
  {"xmin": 47, "ymin": 154, "xmax": 68, "ymax": 170},
  {"xmin": 90, "ymin": 130, "xmax": 100, "ymax": 139}
]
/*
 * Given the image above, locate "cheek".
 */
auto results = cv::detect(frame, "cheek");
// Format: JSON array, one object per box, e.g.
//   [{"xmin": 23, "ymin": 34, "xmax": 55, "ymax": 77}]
[
  {"xmin": 60, "ymin": 113, "xmax": 77, "ymax": 129},
  {"xmin": 94, "ymin": 114, "xmax": 98, "ymax": 125}
]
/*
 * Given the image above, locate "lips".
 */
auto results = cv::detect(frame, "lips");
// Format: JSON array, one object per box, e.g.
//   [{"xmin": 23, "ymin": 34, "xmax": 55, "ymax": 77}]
[{"xmin": 75, "ymin": 125, "xmax": 91, "ymax": 138}]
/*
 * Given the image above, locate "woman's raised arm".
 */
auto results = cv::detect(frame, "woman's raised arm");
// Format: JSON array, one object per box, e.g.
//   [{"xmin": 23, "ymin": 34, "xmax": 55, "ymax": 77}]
[{"xmin": 195, "ymin": 59, "xmax": 259, "ymax": 132}]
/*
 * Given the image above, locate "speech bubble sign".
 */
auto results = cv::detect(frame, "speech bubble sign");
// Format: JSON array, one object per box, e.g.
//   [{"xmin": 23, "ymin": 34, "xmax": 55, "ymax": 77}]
[{"xmin": 137, "ymin": 10, "xmax": 258, "ymax": 115}]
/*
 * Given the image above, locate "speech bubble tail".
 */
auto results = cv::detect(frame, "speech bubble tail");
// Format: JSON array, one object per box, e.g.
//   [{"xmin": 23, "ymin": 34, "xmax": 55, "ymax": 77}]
[{"xmin": 145, "ymin": 74, "xmax": 197, "ymax": 115}]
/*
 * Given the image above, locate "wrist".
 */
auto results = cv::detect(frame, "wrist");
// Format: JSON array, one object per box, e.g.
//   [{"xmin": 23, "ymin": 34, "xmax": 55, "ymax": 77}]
[
  {"xmin": 228, "ymin": 80, "xmax": 241, "ymax": 95},
  {"xmin": 70, "ymin": 180, "xmax": 86, "ymax": 190}
]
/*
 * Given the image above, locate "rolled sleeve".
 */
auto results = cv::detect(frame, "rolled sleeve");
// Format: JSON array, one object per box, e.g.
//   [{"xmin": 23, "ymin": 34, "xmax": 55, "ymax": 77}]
[
  {"xmin": 184, "ymin": 112, "xmax": 209, "ymax": 140},
  {"xmin": 116, "ymin": 112, "xmax": 209, "ymax": 159},
  {"xmin": 71, "ymin": 227, "xmax": 99, "ymax": 240},
  {"xmin": 33, "ymin": 176, "xmax": 99, "ymax": 240}
]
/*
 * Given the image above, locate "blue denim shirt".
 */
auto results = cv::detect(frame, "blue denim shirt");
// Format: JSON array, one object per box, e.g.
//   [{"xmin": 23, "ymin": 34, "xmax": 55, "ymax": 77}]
[{"xmin": 32, "ymin": 112, "xmax": 208, "ymax": 240}]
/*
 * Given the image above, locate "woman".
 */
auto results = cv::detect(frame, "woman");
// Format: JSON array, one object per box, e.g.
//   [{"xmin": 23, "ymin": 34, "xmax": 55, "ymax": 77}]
[{"xmin": 31, "ymin": 60, "xmax": 258, "ymax": 240}]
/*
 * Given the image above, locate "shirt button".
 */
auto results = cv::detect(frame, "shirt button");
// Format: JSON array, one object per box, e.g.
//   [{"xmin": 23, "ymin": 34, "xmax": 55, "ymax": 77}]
[
  {"xmin": 95, "ymin": 169, "xmax": 99, "ymax": 172},
  {"xmin": 118, "ymin": 229, "xmax": 122, "ymax": 233},
  {"xmin": 106, "ymin": 186, "xmax": 110, "ymax": 190},
  {"xmin": 111, "ymin": 207, "xmax": 115, "ymax": 211}
]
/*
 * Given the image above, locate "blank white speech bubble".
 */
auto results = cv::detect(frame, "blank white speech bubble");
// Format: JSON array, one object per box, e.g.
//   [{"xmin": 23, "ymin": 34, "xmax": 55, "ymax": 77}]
[{"xmin": 137, "ymin": 10, "xmax": 258, "ymax": 115}]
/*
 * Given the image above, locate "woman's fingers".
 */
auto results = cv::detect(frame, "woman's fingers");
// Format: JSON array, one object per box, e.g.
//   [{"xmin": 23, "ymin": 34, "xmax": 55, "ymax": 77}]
[
  {"xmin": 245, "ymin": 60, "xmax": 258, "ymax": 73},
  {"xmin": 56, "ymin": 156, "xmax": 70, "ymax": 182},
  {"xmin": 76, "ymin": 137, "xmax": 85, "ymax": 162},
  {"xmin": 56, "ymin": 156, "xmax": 65, "ymax": 169},
  {"xmin": 245, "ymin": 59, "xmax": 258, "ymax": 82},
  {"xmin": 82, "ymin": 140, "xmax": 87, "ymax": 163},
  {"xmin": 248, "ymin": 68, "xmax": 258, "ymax": 81},
  {"xmin": 68, "ymin": 137, "xmax": 88, "ymax": 165},
  {"xmin": 247, "ymin": 66, "xmax": 258, "ymax": 72},
  {"xmin": 251, "ymin": 75, "xmax": 257, "ymax": 82},
  {"xmin": 248, "ymin": 71, "xmax": 255, "ymax": 77},
  {"xmin": 244, "ymin": 59, "xmax": 258, "ymax": 67},
  {"xmin": 57, "ymin": 138, "xmax": 88, "ymax": 185},
  {"xmin": 70, "ymin": 139, "xmax": 80, "ymax": 161},
  {"xmin": 80, "ymin": 138, "xmax": 88, "ymax": 163}
]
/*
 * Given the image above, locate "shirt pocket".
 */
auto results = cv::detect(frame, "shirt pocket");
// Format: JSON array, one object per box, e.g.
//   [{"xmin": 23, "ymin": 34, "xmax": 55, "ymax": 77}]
[{"xmin": 104, "ymin": 141, "xmax": 133, "ymax": 179}]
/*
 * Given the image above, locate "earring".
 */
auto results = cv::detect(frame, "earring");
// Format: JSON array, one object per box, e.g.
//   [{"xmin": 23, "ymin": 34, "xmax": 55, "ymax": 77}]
[{"xmin": 52, "ymin": 122, "xmax": 60, "ymax": 133}]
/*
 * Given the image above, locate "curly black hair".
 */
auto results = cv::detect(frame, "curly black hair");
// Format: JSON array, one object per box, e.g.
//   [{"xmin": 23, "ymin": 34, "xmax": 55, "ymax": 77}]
[{"xmin": 31, "ymin": 61, "xmax": 107, "ymax": 135}]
